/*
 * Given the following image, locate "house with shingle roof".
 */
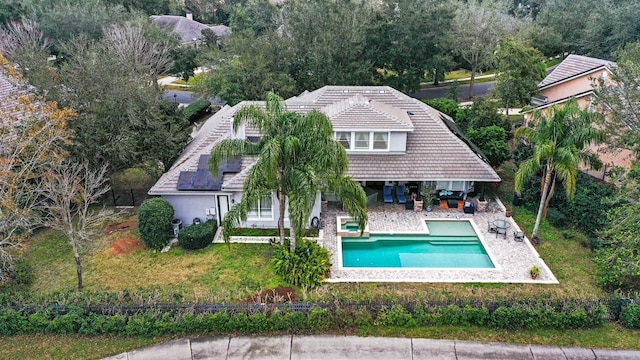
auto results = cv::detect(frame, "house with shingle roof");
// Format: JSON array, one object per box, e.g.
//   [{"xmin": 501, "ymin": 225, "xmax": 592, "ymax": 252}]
[
  {"xmin": 149, "ymin": 86, "xmax": 500, "ymax": 227},
  {"xmin": 150, "ymin": 13, "xmax": 231, "ymax": 46},
  {"xmin": 528, "ymin": 54, "xmax": 633, "ymax": 180}
]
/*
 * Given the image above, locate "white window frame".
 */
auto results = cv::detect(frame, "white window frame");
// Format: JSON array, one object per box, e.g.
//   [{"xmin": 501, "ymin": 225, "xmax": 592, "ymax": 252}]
[
  {"xmin": 354, "ymin": 132, "xmax": 370, "ymax": 150},
  {"xmin": 334, "ymin": 131, "xmax": 390, "ymax": 151},
  {"xmin": 335, "ymin": 131, "xmax": 352, "ymax": 149},
  {"xmin": 247, "ymin": 195, "xmax": 273, "ymax": 220}
]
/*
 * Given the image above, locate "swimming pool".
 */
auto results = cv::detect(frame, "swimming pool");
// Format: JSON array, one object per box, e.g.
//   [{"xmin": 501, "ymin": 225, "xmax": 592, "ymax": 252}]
[{"xmin": 341, "ymin": 220, "xmax": 494, "ymax": 268}]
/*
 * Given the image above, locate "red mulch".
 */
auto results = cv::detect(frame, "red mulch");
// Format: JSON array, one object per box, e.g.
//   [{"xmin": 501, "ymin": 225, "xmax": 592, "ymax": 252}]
[
  {"xmin": 247, "ymin": 287, "xmax": 298, "ymax": 303},
  {"xmin": 109, "ymin": 237, "xmax": 142, "ymax": 256},
  {"xmin": 105, "ymin": 220, "xmax": 137, "ymax": 234}
]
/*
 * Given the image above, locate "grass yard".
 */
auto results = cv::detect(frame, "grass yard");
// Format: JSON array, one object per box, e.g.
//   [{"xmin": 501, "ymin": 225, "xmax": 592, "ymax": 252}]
[
  {"xmin": 0, "ymin": 334, "xmax": 177, "ymax": 360},
  {"xmin": 25, "ymin": 220, "xmax": 286, "ymax": 302}
]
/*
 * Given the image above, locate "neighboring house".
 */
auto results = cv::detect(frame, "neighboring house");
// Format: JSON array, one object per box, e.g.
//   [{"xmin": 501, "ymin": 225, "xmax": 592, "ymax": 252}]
[
  {"xmin": 528, "ymin": 54, "xmax": 634, "ymax": 180},
  {"xmin": 150, "ymin": 13, "xmax": 231, "ymax": 46},
  {"xmin": 0, "ymin": 60, "xmax": 27, "ymax": 123},
  {"xmin": 149, "ymin": 86, "xmax": 501, "ymax": 228}
]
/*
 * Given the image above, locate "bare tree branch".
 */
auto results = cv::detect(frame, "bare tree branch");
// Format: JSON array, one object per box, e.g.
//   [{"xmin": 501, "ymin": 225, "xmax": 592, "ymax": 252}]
[{"xmin": 37, "ymin": 161, "xmax": 114, "ymax": 290}]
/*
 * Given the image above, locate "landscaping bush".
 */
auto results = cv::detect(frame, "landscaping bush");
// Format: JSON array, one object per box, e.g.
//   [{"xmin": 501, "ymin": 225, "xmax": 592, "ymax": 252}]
[
  {"xmin": 422, "ymin": 98, "xmax": 460, "ymax": 119},
  {"xmin": 138, "ymin": 198, "xmax": 174, "ymax": 251},
  {"xmin": 272, "ymin": 239, "xmax": 331, "ymax": 288},
  {"xmin": 178, "ymin": 221, "xmax": 217, "ymax": 250},
  {"xmin": 183, "ymin": 99, "xmax": 211, "ymax": 122},
  {"xmin": 620, "ymin": 303, "xmax": 640, "ymax": 329},
  {"xmin": 546, "ymin": 207, "xmax": 568, "ymax": 228}
]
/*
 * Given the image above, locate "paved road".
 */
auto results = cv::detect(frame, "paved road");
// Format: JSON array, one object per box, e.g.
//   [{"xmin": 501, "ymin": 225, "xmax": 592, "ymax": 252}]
[
  {"xmin": 412, "ymin": 81, "xmax": 495, "ymax": 100},
  {"xmin": 104, "ymin": 335, "xmax": 640, "ymax": 360},
  {"xmin": 163, "ymin": 90, "xmax": 226, "ymax": 106},
  {"xmin": 164, "ymin": 90, "xmax": 198, "ymax": 104}
]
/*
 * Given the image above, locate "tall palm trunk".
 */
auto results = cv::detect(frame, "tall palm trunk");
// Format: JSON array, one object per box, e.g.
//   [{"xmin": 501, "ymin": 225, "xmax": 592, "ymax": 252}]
[
  {"xmin": 289, "ymin": 227, "xmax": 296, "ymax": 253},
  {"xmin": 542, "ymin": 173, "xmax": 557, "ymax": 218},
  {"xmin": 533, "ymin": 162, "xmax": 553, "ymax": 238},
  {"xmin": 278, "ymin": 190, "xmax": 286, "ymax": 245}
]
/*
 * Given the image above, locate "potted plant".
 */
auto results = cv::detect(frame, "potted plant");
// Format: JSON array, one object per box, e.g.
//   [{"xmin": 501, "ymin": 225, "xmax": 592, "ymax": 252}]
[
  {"xmin": 529, "ymin": 265, "xmax": 540, "ymax": 279},
  {"xmin": 505, "ymin": 206, "xmax": 513, "ymax": 217},
  {"xmin": 420, "ymin": 184, "xmax": 438, "ymax": 212}
]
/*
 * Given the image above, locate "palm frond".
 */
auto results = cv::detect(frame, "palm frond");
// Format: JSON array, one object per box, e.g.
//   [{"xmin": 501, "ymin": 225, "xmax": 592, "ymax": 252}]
[{"xmin": 209, "ymin": 138, "xmax": 259, "ymax": 175}]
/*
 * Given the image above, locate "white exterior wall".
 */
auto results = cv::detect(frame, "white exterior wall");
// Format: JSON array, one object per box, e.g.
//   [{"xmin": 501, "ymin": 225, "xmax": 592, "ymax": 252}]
[
  {"xmin": 234, "ymin": 190, "xmax": 322, "ymax": 229},
  {"xmin": 389, "ymin": 132, "xmax": 407, "ymax": 152},
  {"xmin": 162, "ymin": 193, "xmax": 219, "ymax": 226}
]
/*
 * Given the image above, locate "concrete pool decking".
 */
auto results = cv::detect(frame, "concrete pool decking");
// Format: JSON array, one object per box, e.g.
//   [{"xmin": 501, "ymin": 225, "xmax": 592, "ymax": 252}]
[{"xmin": 323, "ymin": 203, "xmax": 558, "ymax": 284}]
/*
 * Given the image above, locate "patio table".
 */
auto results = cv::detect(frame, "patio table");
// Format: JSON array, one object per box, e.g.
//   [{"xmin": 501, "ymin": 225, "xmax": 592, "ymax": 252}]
[{"xmin": 493, "ymin": 219, "xmax": 511, "ymax": 230}]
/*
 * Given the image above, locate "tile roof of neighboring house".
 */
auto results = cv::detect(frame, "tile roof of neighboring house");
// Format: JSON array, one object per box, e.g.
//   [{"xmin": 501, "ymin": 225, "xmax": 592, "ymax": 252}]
[
  {"xmin": 149, "ymin": 86, "xmax": 500, "ymax": 195},
  {"xmin": 150, "ymin": 15, "xmax": 231, "ymax": 45},
  {"xmin": 0, "ymin": 59, "xmax": 31, "ymax": 127},
  {"xmin": 538, "ymin": 54, "xmax": 615, "ymax": 89}
]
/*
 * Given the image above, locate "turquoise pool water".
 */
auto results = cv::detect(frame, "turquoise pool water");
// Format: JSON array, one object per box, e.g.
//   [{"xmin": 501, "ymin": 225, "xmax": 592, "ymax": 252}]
[
  {"xmin": 341, "ymin": 220, "xmax": 494, "ymax": 268},
  {"xmin": 341, "ymin": 221, "xmax": 360, "ymax": 231}
]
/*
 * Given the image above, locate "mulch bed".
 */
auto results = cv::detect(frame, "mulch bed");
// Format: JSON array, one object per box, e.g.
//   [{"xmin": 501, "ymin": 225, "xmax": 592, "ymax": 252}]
[
  {"xmin": 109, "ymin": 237, "xmax": 143, "ymax": 256},
  {"xmin": 105, "ymin": 220, "xmax": 137, "ymax": 234},
  {"xmin": 247, "ymin": 287, "xmax": 298, "ymax": 303}
]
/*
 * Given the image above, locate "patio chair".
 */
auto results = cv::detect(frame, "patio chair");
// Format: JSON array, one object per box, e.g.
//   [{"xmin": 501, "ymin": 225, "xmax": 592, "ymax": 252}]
[
  {"xmin": 514, "ymin": 230, "xmax": 525, "ymax": 242},
  {"xmin": 496, "ymin": 227, "xmax": 507, "ymax": 239},
  {"xmin": 383, "ymin": 185, "xmax": 393, "ymax": 203},
  {"xmin": 396, "ymin": 185, "xmax": 407, "ymax": 204},
  {"xmin": 488, "ymin": 221, "xmax": 497, "ymax": 233}
]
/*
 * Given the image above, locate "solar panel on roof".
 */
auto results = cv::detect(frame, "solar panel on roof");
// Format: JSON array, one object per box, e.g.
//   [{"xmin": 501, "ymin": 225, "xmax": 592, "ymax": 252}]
[
  {"xmin": 197, "ymin": 154, "xmax": 209, "ymax": 171},
  {"xmin": 177, "ymin": 170, "xmax": 222, "ymax": 191},
  {"xmin": 222, "ymin": 157, "xmax": 241, "ymax": 173},
  {"xmin": 177, "ymin": 171, "xmax": 196, "ymax": 190}
]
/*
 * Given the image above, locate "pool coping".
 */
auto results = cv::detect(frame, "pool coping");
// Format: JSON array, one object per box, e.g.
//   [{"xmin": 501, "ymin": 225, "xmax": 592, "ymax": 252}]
[
  {"xmin": 324, "ymin": 205, "xmax": 559, "ymax": 284},
  {"xmin": 336, "ymin": 218, "xmax": 501, "ymax": 272}
]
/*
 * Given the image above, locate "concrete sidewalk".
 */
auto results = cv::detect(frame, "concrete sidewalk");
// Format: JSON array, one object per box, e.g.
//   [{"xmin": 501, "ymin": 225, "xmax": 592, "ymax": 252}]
[{"xmin": 104, "ymin": 335, "xmax": 640, "ymax": 360}]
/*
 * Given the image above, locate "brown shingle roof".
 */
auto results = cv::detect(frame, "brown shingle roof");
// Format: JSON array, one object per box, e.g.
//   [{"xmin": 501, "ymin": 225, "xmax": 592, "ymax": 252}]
[
  {"xmin": 150, "ymin": 86, "xmax": 500, "ymax": 195},
  {"xmin": 539, "ymin": 54, "xmax": 614, "ymax": 89}
]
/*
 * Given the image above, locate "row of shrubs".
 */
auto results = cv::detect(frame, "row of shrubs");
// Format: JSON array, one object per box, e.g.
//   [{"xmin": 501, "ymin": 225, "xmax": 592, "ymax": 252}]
[
  {"xmin": 138, "ymin": 198, "xmax": 217, "ymax": 251},
  {"xmin": 0, "ymin": 301, "xmax": 617, "ymax": 336}
]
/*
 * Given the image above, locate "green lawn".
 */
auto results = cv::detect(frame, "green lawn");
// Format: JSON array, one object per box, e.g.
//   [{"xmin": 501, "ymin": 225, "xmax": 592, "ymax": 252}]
[
  {"xmin": 26, "ymin": 224, "xmax": 286, "ymax": 302},
  {"xmin": 0, "ymin": 334, "xmax": 176, "ymax": 360}
]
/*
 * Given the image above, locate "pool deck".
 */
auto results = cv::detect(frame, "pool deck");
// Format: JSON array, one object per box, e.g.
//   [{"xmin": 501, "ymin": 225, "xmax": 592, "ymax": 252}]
[{"xmin": 323, "ymin": 202, "xmax": 558, "ymax": 284}]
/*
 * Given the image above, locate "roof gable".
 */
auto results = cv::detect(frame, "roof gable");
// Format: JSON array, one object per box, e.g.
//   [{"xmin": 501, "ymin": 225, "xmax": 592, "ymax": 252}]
[
  {"xmin": 321, "ymin": 94, "xmax": 413, "ymax": 130},
  {"xmin": 539, "ymin": 54, "xmax": 615, "ymax": 89}
]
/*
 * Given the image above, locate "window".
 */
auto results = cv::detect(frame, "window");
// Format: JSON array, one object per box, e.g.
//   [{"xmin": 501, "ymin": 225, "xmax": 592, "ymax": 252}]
[
  {"xmin": 373, "ymin": 132, "xmax": 389, "ymax": 150},
  {"xmin": 354, "ymin": 132, "xmax": 370, "ymax": 149},
  {"xmin": 436, "ymin": 181, "xmax": 449, "ymax": 190},
  {"xmin": 248, "ymin": 196, "xmax": 273, "ymax": 219},
  {"xmin": 336, "ymin": 132, "xmax": 351, "ymax": 149},
  {"xmin": 334, "ymin": 131, "xmax": 391, "ymax": 151},
  {"xmin": 451, "ymin": 181, "xmax": 464, "ymax": 191}
]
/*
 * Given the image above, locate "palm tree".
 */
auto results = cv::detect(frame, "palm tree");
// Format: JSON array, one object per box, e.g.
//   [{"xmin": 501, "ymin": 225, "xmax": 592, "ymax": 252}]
[
  {"xmin": 514, "ymin": 98, "xmax": 606, "ymax": 238},
  {"xmin": 209, "ymin": 92, "xmax": 367, "ymax": 251}
]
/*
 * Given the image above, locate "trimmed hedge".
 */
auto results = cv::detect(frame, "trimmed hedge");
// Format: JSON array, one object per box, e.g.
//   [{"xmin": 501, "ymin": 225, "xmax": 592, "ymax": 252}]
[
  {"xmin": 138, "ymin": 198, "xmax": 174, "ymax": 251},
  {"xmin": 178, "ymin": 221, "xmax": 217, "ymax": 250},
  {"xmin": 0, "ymin": 300, "xmax": 608, "ymax": 336}
]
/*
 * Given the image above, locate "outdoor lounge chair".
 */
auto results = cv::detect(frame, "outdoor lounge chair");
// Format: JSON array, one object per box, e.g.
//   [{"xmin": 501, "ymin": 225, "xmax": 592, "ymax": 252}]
[
  {"xmin": 383, "ymin": 185, "xmax": 394, "ymax": 203},
  {"xmin": 514, "ymin": 231, "xmax": 525, "ymax": 242},
  {"xmin": 496, "ymin": 227, "xmax": 507, "ymax": 239},
  {"xmin": 488, "ymin": 221, "xmax": 497, "ymax": 233},
  {"xmin": 396, "ymin": 185, "xmax": 407, "ymax": 204}
]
